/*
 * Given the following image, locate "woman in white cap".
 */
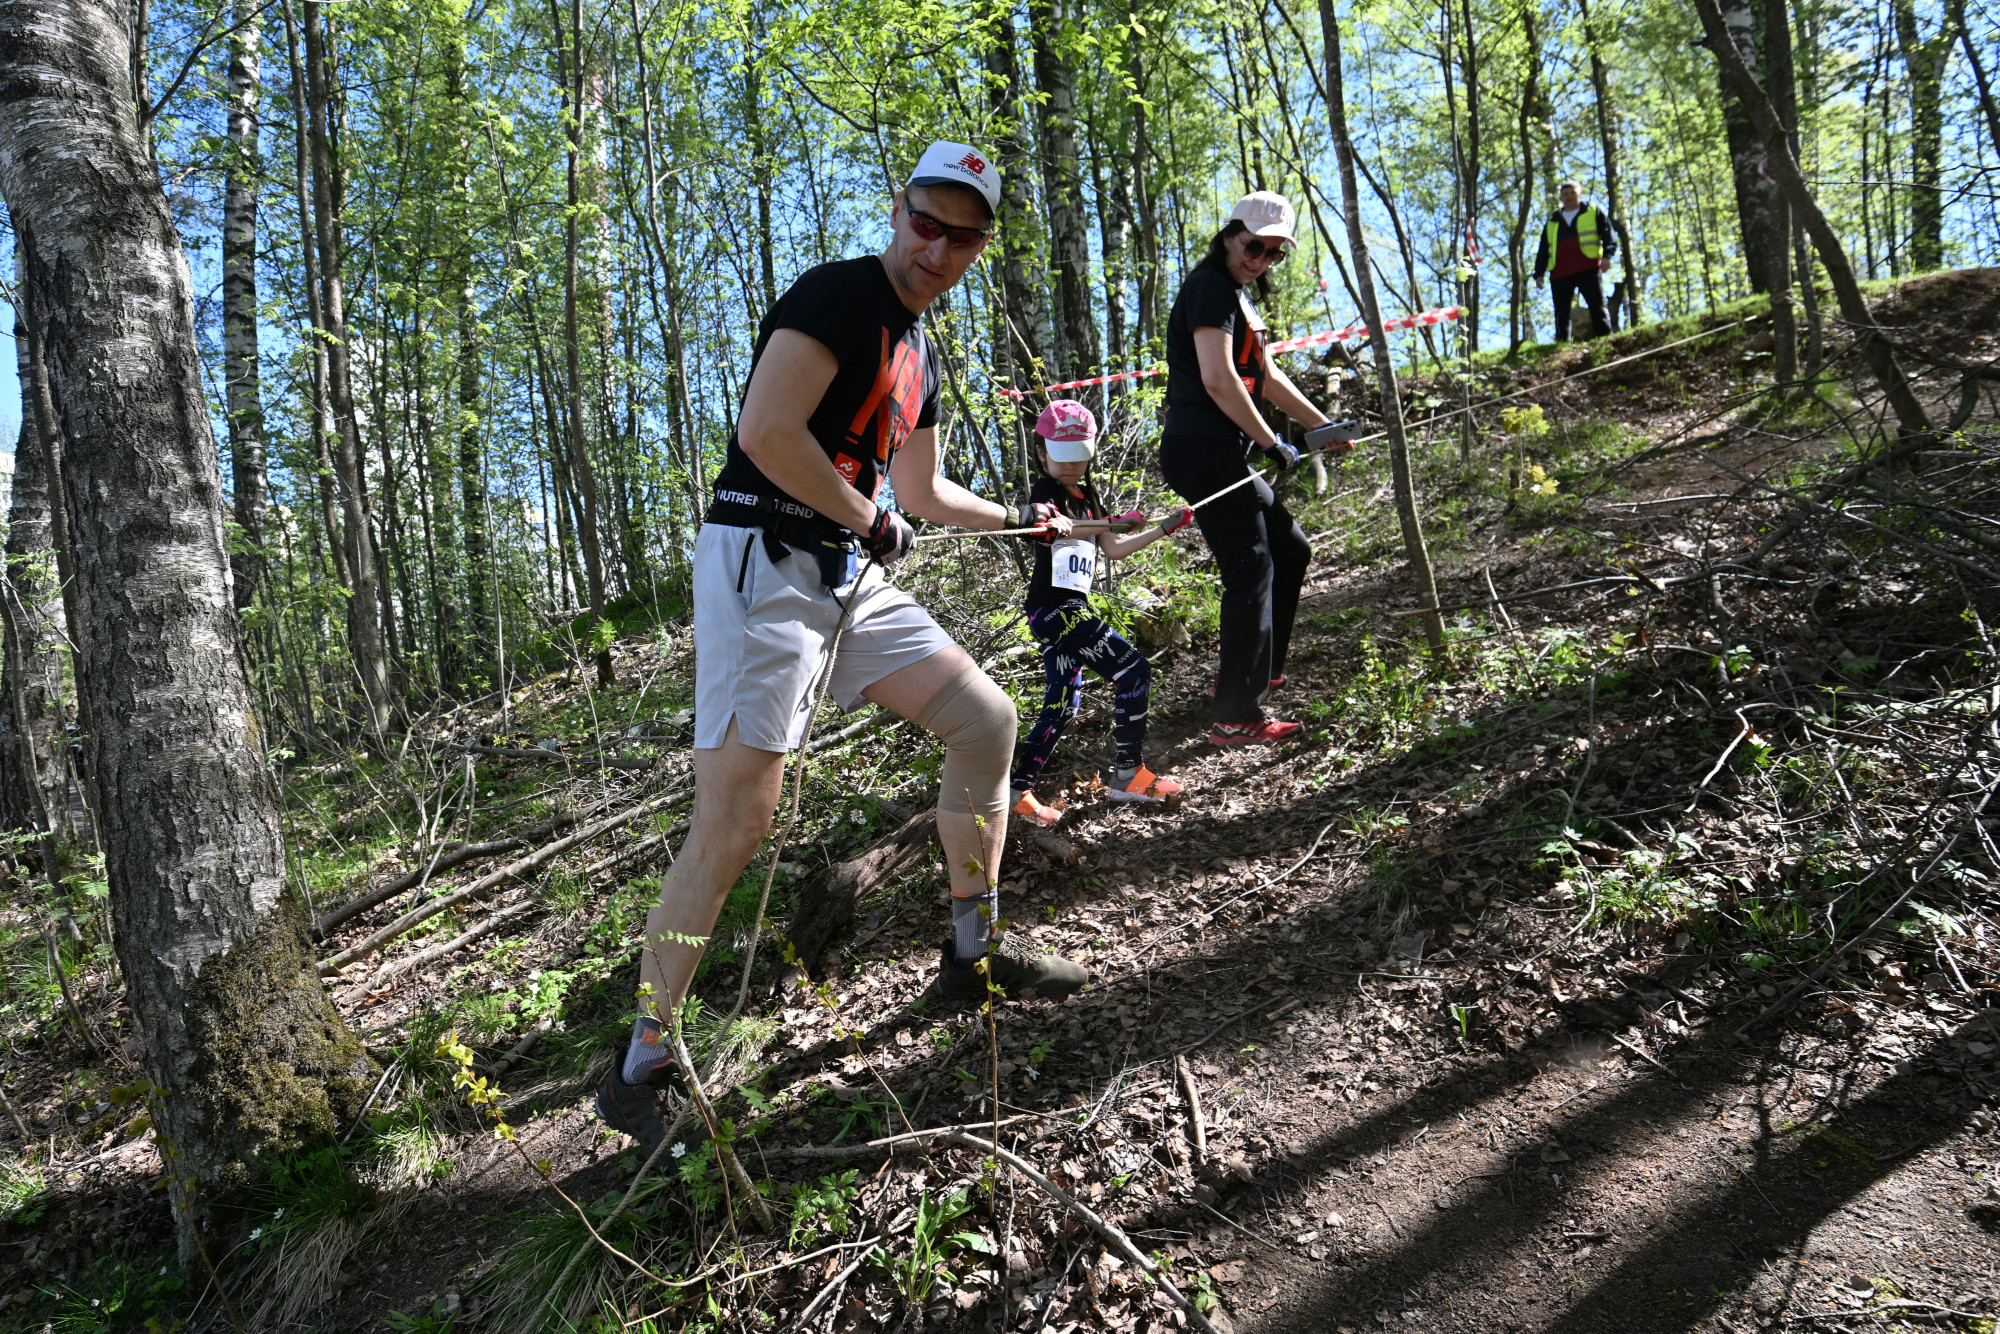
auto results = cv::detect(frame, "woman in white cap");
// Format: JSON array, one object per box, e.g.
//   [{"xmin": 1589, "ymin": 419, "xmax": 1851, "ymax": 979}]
[
  {"xmin": 1008, "ymin": 399, "xmax": 1195, "ymax": 826},
  {"xmin": 1159, "ymin": 191, "xmax": 1343, "ymax": 747}
]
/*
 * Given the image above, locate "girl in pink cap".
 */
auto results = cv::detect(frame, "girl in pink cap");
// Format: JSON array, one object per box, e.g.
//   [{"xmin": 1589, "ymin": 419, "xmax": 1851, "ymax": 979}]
[{"xmin": 1008, "ymin": 399, "xmax": 1197, "ymax": 825}]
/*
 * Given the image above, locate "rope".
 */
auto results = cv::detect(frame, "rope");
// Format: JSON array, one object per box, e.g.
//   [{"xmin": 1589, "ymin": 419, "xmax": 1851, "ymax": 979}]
[{"xmin": 921, "ymin": 318, "xmax": 1749, "ymax": 542}]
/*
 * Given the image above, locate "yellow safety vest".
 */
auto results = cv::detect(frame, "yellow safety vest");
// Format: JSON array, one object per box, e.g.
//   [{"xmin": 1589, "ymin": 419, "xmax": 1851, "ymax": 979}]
[{"xmin": 1545, "ymin": 205, "xmax": 1602, "ymax": 261}]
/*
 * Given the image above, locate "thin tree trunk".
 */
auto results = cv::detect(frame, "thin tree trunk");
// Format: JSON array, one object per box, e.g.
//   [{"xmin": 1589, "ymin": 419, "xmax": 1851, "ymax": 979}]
[
  {"xmin": 1692, "ymin": 0, "xmax": 1932, "ymax": 437},
  {"xmin": 2, "ymin": 319, "xmax": 68, "ymax": 840},
  {"xmin": 554, "ymin": 0, "xmax": 613, "ymax": 687},
  {"xmin": 1317, "ymin": 0, "xmax": 1445, "ymax": 654},
  {"xmin": 0, "ymin": 0, "xmax": 372, "ymax": 1247},
  {"xmin": 1714, "ymin": 0, "xmax": 1786, "ymax": 297},
  {"xmin": 1577, "ymin": 0, "xmax": 1640, "ymax": 328},
  {"xmin": 986, "ymin": 8, "xmax": 1050, "ymax": 381},
  {"xmin": 1892, "ymin": 0, "xmax": 1952, "ymax": 272},
  {"xmin": 1030, "ymin": 0, "xmax": 1100, "ymax": 375},
  {"xmin": 1125, "ymin": 11, "xmax": 1160, "ymax": 348},
  {"xmin": 302, "ymin": 0, "xmax": 392, "ymax": 734},
  {"xmin": 1763, "ymin": 0, "xmax": 1798, "ymax": 382},
  {"xmin": 1958, "ymin": 0, "xmax": 2000, "ymax": 165},
  {"xmin": 1509, "ymin": 0, "xmax": 1540, "ymax": 351},
  {"xmin": 223, "ymin": 0, "xmax": 267, "ymax": 612}
]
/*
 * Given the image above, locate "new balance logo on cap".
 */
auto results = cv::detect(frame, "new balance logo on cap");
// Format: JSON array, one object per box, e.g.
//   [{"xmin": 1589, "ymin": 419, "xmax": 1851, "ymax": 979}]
[{"xmin": 908, "ymin": 140, "xmax": 1001, "ymax": 219}]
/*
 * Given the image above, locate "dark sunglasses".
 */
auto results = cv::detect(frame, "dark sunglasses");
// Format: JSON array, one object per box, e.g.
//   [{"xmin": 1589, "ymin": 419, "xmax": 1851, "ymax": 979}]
[
  {"xmin": 906, "ymin": 205, "xmax": 991, "ymax": 250},
  {"xmin": 1241, "ymin": 236, "xmax": 1290, "ymax": 263}
]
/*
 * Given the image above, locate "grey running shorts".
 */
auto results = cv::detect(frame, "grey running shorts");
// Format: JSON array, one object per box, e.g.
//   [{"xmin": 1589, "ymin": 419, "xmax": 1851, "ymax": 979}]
[{"xmin": 692, "ymin": 522, "xmax": 956, "ymax": 752}]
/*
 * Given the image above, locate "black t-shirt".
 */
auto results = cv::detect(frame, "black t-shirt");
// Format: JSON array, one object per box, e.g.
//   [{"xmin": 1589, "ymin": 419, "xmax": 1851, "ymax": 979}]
[
  {"xmin": 711, "ymin": 257, "xmax": 940, "ymax": 529},
  {"xmin": 1164, "ymin": 265, "xmax": 1267, "ymax": 439},
  {"xmin": 1024, "ymin": 474, "xmax": 1104, "ymax": 610}
]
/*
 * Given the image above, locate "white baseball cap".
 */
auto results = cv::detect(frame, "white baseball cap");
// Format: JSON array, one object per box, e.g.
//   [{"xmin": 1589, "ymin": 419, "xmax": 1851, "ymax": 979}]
[
  {"xmin": 1229, "ymin": 190, "xmax": 1297, "ymax": 247},
  {"xmin": 908, "ymin": 141, "xmax": 1001, "ymax": 221}
]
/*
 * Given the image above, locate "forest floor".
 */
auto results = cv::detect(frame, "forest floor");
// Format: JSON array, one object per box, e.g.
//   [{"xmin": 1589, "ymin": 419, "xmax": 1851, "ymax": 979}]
[{"xmin": 3, "ymin": 268, "xmax": 1999, "ymax": 1334}]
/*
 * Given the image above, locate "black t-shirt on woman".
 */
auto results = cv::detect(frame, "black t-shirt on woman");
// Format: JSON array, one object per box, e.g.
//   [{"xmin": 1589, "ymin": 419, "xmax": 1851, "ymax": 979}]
[
  {"xmin": 1024, "ymin": 474, "xmax": 1105, "ymax": 610},
  {"xmin": 1163, "ymin": 265, "xmax": 1267, "ymax": 440},
  {"xmin": 711, "ymin": 257, "xmax": 940, "ymax": 528}
]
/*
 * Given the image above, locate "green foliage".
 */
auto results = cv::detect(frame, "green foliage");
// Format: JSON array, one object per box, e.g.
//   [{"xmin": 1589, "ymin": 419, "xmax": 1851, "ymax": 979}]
[
  {"xmin": 871, "ymin": 1187, "xmax": 988, "ymax": 1307},
  {"xmin": 0, "ymin": 1154, "xmax": 47, "ymax": 1224},
  {"xmin": 41, "ymin": 1256, "xmax": 186, "ymax": 1334},
  {"xmin": 787, "ymin": 1169, "xmax": 861, "ymax": 1248}
]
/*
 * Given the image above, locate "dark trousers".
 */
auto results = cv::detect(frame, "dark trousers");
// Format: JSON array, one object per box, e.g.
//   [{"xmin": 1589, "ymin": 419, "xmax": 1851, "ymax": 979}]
[
  {"xmin": 1552, "ymin": 269, "xmax": 1611, "ymax": 341},
  {"xmin": 1011, "ymin": 604, "xmax": 1151, "ymax": 790},
  {"xmin": 1160, "ymin": 433, "xmax": 1311, "ymax": 724}
]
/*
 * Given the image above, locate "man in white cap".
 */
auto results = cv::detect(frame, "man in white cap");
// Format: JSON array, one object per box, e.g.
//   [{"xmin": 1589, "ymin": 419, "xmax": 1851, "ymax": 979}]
[{"xmin": 598, "ymin": 141, "xmax": 1088, "ymax": 1154}]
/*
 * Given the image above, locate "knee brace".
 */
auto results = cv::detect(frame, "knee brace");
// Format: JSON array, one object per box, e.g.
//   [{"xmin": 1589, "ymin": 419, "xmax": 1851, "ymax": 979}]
[{"xmin": 914, "ymin": 663, "xmax": 1018, "ymax": 823}]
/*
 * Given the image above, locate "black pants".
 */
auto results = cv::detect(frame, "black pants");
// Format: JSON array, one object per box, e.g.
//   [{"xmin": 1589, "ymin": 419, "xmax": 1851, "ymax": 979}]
[
  {"xmin": 1552, "ymin": 269, "xmax": 1611, "ymax": 341},
  {"xmin": 1160, "ymin": 433, "xmax": 1311, "ymax": 724}
]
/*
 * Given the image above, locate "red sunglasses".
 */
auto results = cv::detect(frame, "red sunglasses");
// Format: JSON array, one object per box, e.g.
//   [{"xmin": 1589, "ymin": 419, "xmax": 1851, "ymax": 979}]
[{"xmin": 906, "ymin": 205, "xmax": 992, "ymax": 250}]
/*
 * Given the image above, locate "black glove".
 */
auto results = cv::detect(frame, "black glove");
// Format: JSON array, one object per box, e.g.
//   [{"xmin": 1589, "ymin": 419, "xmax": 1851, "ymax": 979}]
[
  {"xmin": 1262, "ymin": 442, "xmax": 1300, "ymax": 471},
  {"xmin": 1016, "ymin": 501, "xmax": 1062, "ymax": 530},
  {"xmin": 861, "ymin": 507, "xmax": 915, "ymax": 567}
]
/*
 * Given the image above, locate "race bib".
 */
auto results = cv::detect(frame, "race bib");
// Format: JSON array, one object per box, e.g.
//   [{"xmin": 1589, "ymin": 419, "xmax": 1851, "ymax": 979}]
[{"xmin": 1051, "ymin": 538, "xmax": 1096, "ymax": 593}]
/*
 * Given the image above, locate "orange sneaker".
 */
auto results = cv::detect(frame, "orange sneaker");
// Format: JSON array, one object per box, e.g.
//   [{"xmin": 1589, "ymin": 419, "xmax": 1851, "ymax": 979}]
[
  {"xmin": 1010, "ymin": 789, "xmax": 1063, "ymax": 827},
  {"xmin": 1106, "ymin": 765, "xmax": 1183, "ymax": 804}
]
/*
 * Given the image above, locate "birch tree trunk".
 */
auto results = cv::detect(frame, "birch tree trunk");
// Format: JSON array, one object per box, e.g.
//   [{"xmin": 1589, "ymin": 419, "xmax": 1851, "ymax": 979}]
[
  {"xmin": 223, "ymin": 0, "xmax": 267, "ymax": 611},
  {"xmin": 1317, "ymin": 0, "xmax": 1445, "ymax": 654},
  {"xmin": 1714, "ymin": 0, "xmax": 1787, "ymax": 301},
  {"xmin": 1692, "ymin": 0, "xmax": 1932, "ymax": 437},
  {"xmin": 1030, "ymin": 0, "xmax": 1101, "ymax": 376},
  {"xmin": 1, "ymin": 321, "xmax": 68, "ymax": 840},
  {"xmin": 0, "ymin": 0, "xmax": 372, "ymax": 1236},
  {"xmin": 302, "ymin": 0, "xmax": 393, "ymax": 733}
]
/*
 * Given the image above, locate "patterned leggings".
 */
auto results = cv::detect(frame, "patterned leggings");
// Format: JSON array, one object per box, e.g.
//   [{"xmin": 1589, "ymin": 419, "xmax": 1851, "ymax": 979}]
[{"xmin": 1011, "ymin": 603, "xmax": 1152, "ymax": 790}]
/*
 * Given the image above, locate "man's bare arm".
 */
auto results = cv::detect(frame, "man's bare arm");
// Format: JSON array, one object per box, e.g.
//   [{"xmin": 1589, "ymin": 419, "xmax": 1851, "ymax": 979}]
[
  {"xmin": 889, "ymin": 426, "xmax": 1015, "ymax": 530},
  {"xmin": 735, "ymin": 330, "xmax": 879, "ymax": 534}
]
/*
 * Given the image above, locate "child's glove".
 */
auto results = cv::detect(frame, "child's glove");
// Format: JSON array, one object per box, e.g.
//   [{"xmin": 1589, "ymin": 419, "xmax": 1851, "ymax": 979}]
[
  {"xmin": 1160, "ymin": 507, "xmax": 1195, "ymax": 535},
  {"xmin": 1114, "ymin": 509, "xmax": 1147, "ymax": 529}
]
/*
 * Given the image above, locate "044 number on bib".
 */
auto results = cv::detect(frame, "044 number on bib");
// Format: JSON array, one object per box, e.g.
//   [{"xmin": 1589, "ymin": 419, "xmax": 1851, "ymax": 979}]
[{"xmin": 1051, "ymin": 538, "xmax": 1096, "ymax": 593}]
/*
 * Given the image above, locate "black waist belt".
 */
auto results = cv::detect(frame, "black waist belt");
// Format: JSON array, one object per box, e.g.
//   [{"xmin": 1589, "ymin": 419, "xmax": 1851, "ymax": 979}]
[{"xmin": 710, "ymin": 489, "xmax": 858, "ymax": 591}]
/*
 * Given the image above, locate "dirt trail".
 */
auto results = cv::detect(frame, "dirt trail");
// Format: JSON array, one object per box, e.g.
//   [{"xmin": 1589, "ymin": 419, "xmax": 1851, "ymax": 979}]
[{"xmin": 4, "ymin": 272, "xmax": 1999, "ymax": 1334}]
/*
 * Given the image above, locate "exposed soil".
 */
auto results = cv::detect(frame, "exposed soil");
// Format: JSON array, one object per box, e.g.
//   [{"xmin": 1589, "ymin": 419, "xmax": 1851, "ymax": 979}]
[{"xmin": 4, "ymin": 269, "xmax": 1999, "ymax": 1334}]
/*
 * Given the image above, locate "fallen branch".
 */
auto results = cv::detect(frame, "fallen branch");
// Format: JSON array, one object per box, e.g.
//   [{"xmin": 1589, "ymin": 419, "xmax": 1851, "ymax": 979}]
[
  {"xmin": 758, "ymin": 1114, "xmax": 1043, "ymax": 1161},
  {"xmin": 1175, "ymin": 1055, "xmax": 1209, "ymax": 1166},
  {"xmin": 457, "ymin": 741, "xmax": 660, "ymax": 772},
  {"xmin": 784, "ymin": 810, "xmax": 938, "ymax": 973},
  {"xmin": 933, "ymin": 1131, "xmax": 1223, "ymax": 1334},
  {"xmin": 320, "ymin": 787, "xmax": 688, "ymax": 974},
  {"xmin": 353, "ymin": 898, "xmax": 540, "ymax": 989},
  {"xmin": 312, "ymin": 790, "xmax": 627, "ymax": 939}
]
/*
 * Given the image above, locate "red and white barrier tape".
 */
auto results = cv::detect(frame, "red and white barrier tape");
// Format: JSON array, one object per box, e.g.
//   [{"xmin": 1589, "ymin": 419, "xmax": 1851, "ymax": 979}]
[{"xmin": 997, "ymin": 304, "xmax": 1464, "ymax": 398}]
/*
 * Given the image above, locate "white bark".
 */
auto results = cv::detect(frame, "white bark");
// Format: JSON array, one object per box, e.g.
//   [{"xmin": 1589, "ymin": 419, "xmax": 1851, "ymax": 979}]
[
  {"xmin": 0, "ymin": 0, "xmax": 371, "ymax": 1205},
  {"xmin": 224, "ymin": 0, "xmax": 266, "ymax": 611}
]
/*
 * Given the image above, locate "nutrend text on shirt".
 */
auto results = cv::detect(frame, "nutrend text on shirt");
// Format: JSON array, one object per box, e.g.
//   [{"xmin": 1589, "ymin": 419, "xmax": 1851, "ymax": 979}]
[{"xmin": 997, "ymin": 304, "xmax": 1465, "ymax": 399}]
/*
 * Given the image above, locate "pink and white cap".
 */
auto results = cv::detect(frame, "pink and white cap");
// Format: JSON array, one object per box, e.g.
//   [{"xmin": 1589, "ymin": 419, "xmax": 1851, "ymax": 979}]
[
  {"xmin": 1034, "ymin": 398, "xmax": 1097, "ymax": 462},
  {"xmin": 1228, "ymin": 190, "xmax": 1297, "ymax": 248}
]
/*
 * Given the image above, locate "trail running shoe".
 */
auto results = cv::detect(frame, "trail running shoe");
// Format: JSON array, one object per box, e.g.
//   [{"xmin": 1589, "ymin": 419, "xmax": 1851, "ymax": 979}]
[
  {"xmin": 595, "ymin": 1041, "xmax": 682, "ymax": 1156},
  {"xmin": 1205, "ymin": 673, "xmax": 1289, "ymax": 697},
  {"xmin": 1105, "ymin": 765, "xmax": 1184, "ymax": 804},
  {"xmin": 937, "ymin": 936, "xmax": 1089, "ymax": 1004},
  {"xmin": 1011, "ymin": 789, "xmax": 1063, "ymax": 828},
  {"xmin": 1208, "ymin": 719, "xmax": 1305, "ymax": 746}
]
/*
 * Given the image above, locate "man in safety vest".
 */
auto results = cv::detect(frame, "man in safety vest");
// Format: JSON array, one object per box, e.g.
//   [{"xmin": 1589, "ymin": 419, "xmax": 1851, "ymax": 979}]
[{"xmin": 1532, "ymin": 179, "xmax": 1618, "ymax": 342}]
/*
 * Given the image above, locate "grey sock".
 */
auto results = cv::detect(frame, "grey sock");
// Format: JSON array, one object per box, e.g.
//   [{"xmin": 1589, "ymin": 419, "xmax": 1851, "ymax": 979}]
[
  {"xmin": 951, "ymin": 894, "xmax": 987, "ymax": 965},
  {"xmin": 622, "ymin": 1014, "xmax": 673, "ymax": 1085}
]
